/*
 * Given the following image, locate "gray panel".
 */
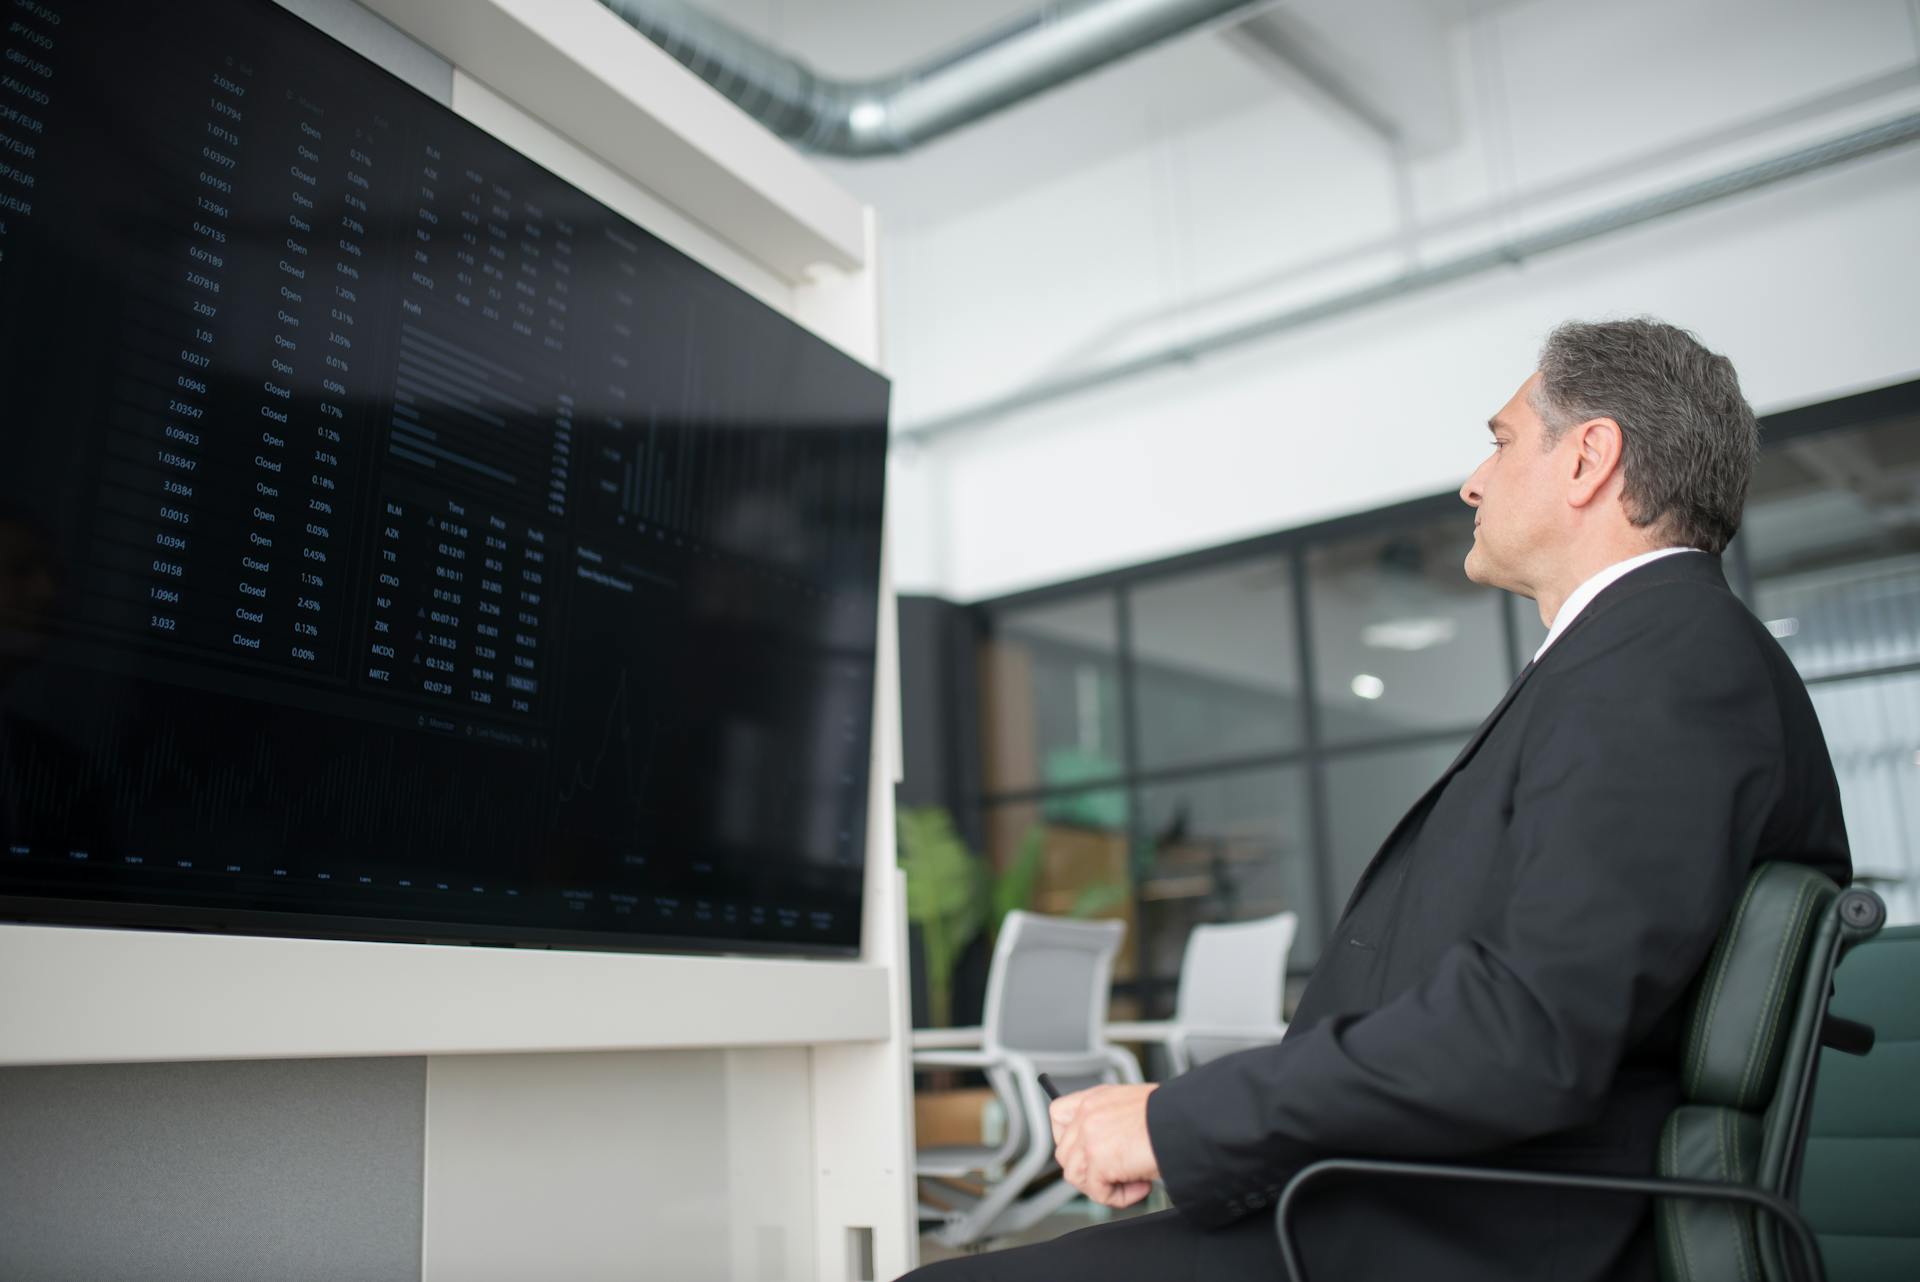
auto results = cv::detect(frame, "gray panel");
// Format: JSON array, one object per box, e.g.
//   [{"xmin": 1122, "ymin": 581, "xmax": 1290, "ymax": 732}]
[
  {"xmin": 0, "ymin": 1058, "xmax": 426, "ymax": 1282},
  {"xmin": 271, "ymin": 0, "xmax": 454, "ymax": 104}
]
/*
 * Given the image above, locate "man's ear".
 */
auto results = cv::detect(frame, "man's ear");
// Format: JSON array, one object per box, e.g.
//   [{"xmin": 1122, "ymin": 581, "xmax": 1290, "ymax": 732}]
[{"xmin": 1566, "ymin": 416, "xmax": 1624, "ymax": 509}]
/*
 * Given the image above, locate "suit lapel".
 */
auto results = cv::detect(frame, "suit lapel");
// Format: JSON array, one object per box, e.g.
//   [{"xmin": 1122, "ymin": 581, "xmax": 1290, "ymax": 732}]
[
  {"xmin": 1333, "ymin": 658, "xmax": 1541, "ymax": 919},
  {"xmin": 1326, "ymin": 554, "xmax": 1725, "ymax": 923},
  {"xmin": 1439, "ymin": 657, "xmax": 1537, "ymax": 778}
]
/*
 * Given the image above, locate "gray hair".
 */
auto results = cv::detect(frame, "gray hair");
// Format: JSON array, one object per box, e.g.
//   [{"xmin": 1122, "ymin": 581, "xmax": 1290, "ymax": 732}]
[{"xmin": 1533, "ymin": 318, "xmax": 1759, "ymax": 555}]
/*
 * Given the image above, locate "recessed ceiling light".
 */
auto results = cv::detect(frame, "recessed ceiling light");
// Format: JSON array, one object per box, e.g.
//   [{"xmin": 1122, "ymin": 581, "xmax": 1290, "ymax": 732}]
[
  {"xmin": 1362, "ymin": 617, "xmax": 1458, "ymax": 651},
  {"xmin": 1351, "ymin": 674, "xmax": 1385, "ymax": 700}
]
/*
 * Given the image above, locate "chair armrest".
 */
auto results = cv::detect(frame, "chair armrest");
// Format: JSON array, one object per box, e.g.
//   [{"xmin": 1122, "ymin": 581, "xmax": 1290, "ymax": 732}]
[
  {"xmin": 913, "ymin": 1049, "xmax": 1130, "ymax": 1074},
  {"xmin": 913, "ymin": 1046, "xmax": 1144, "ymax": 1078},
  {"xmin": 1103, "ymin": 1020, "xmax": 1182, "ymax": 1044},
  {"xmin": 1103, "ymin": 1043, "xmax": 1145, "ymax": 1085},
  {"xmin": 910, "ymin": 1049, "xmax": 1003, "ymax": 1071},
  {"xmin": 1103, "ymin": 1022, "xmax": 1289, "ymax": 1046},
  {"xmin": 912, "ymin": 1026, "xmax": 986, "ymax": 1050},
  {"xmin": 1176, "ymin": 1022, "xmax": 1288, "ymax": 1043},
  {"xmin": 1019, "ymin": 1052, "xmax": 1136, "ymax": 1078},
  {"xmin": 1273, "ymin": 1158, "xmax": 1824, "ymax": 1282}
]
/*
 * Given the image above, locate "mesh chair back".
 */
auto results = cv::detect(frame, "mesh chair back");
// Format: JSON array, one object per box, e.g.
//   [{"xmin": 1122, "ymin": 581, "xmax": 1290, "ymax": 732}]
[
  {"xmin": 1174, "ymin": 911, "xmax": 1297, "ymax": 1030},
  {"xmin": 982, "ymin": 911, "xmax": 1126, "ymax": 1057}
]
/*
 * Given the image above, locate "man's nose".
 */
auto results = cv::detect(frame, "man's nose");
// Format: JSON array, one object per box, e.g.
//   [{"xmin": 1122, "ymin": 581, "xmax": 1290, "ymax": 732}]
[{"xmin": 1459, "ymin": 472, "xmax": 1482, "ymax": 508}]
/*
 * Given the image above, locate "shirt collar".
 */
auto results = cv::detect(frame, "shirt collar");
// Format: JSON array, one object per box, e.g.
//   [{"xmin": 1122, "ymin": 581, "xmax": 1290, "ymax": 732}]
[{"xmin": 1533, "ymin": 546, "xmax": 1701, "ymax": 662}]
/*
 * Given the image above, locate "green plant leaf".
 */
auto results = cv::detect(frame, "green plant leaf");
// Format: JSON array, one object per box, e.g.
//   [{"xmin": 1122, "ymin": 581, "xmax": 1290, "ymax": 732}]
[
  {"xmin": 1069, "ymin": 880, "xmax": 1129, "ymax": 919},
  {"xmin": 990, "ymin": 824, "xmax": 1046, "ymax": 941},
  {"xmin": 897, "ymin": 806, "xmax": 988, "ymax": 1027}
]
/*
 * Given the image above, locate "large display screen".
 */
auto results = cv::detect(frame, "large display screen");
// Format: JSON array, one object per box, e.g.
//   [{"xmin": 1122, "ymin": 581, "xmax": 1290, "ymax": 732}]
[{"xmin": 0, "ymin": 0, "xmax": 889, "ymax": 955}]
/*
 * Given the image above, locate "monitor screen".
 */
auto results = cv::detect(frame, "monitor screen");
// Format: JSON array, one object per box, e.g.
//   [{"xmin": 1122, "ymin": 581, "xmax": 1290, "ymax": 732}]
[{"xmin": 0, "ymin": 0, "xmax": 889, "ymax": 955}]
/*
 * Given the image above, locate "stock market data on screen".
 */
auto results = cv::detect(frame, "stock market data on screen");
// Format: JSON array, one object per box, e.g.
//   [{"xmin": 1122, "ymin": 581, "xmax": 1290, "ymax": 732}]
[{"xmin": 0, "ymin": 0, "xmax": 889, "ymax": 954}]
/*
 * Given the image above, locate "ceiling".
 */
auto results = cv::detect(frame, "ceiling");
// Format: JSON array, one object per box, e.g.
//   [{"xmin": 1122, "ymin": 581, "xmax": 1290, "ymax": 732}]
[{"xmin": 682, "ymin": 0, "xmax": 1539, "ymax": 229}]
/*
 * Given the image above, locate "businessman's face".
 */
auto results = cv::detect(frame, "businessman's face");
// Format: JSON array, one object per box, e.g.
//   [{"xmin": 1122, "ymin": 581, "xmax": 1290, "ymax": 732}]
[{"xmin": 1459, "ymin": 373, "xmax": 1563, "ymax": 598}]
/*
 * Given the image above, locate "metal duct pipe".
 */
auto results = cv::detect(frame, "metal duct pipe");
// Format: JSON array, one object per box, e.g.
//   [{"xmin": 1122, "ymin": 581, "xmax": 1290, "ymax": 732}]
[
  {"xmin": 597, "ymin": 0, "xmax": 1268, "ymax": 155},
  {"xmin": 898, "ymin": 109, "xmax": 1920, "ymax": 442}
]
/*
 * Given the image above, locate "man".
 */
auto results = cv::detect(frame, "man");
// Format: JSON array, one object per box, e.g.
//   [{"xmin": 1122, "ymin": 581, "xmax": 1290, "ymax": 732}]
[{"xmin": 902, "ymin": 318, "xmax": 1851, "ymax": 1281}]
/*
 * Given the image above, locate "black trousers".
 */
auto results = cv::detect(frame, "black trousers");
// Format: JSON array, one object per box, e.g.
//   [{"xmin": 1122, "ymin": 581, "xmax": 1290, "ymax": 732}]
[
  {"xmin": 897, "ymin": 1181, "xmax": 1659, "ymax": 1282},
  {"xmin": 898, "ymin": 1208, "xmax": 1282, "ymax": 1282}
]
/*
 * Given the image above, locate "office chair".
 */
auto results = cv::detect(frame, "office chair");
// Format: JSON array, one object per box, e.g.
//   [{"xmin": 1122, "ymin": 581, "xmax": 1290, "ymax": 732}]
[
  {"xmin": 1107, "ymin": 911, "xmax": 1297, "ymax": 1075},
  {"xmin": 912, "ymin": 910, "xmax": 1143, "ymax": 1249},
  {"xmin": 1275, "ymin": 861, "xmax": 1886, "ymax": 1282}
]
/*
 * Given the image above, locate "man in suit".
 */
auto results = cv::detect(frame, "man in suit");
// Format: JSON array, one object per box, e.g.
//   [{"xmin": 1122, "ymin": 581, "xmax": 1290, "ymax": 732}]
[{"xmin": 900, "ymin": 318, "xmax": 1851, "ymax": 1281}]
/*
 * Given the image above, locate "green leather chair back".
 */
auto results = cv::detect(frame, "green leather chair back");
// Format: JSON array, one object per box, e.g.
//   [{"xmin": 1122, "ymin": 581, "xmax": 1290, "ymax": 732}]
[
  {"xmin": 1800, "ymin": 924, "xmax": 1920, "ymax": 1281},
  {"xmin": 1657, "ymin": 863, "xmax": 1884, "ymax": 1282}
]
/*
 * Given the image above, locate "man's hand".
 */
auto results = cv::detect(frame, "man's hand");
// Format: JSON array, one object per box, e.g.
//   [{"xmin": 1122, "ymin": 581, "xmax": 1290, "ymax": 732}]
[{"xmin": 1048, "ymin": 1083, "xmax": 1161, "ymax": 1208}]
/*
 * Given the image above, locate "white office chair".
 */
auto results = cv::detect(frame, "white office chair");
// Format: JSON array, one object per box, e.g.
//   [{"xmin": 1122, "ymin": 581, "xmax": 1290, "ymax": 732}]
[
  {"xmin": 1106, "ymin": 910, "xmax": 1296, "ymax": 1076},
  {"xmin": 911, "ymin": 910, "xmax": 1144, "ymax": 1248}
]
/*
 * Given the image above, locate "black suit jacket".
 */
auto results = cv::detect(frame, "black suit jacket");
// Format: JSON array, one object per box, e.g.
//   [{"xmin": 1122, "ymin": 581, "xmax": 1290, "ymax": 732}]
[{"xmin": 1145, "ymin": 552, "xmax": 1852, "ymax": 1281}]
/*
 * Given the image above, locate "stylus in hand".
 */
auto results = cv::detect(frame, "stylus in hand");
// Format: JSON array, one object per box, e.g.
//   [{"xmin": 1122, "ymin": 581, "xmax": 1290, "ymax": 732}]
[{"xmin": 1038, "ymin": 1072, "xmax": 1063, "ymax": 1101}]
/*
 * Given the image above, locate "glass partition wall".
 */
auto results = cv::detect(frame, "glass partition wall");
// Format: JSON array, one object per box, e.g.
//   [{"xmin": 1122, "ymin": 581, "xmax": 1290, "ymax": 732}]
[{"xmin": 972, "ymin": 504, "xmax": 1535, "ymax": 1020}]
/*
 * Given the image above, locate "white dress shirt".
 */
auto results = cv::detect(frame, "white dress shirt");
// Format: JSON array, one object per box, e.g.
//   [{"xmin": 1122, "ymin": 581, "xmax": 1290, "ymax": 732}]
[{"xmin": 1533, "ymin": 546, "xmax": 1702, "ymax": 662}]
